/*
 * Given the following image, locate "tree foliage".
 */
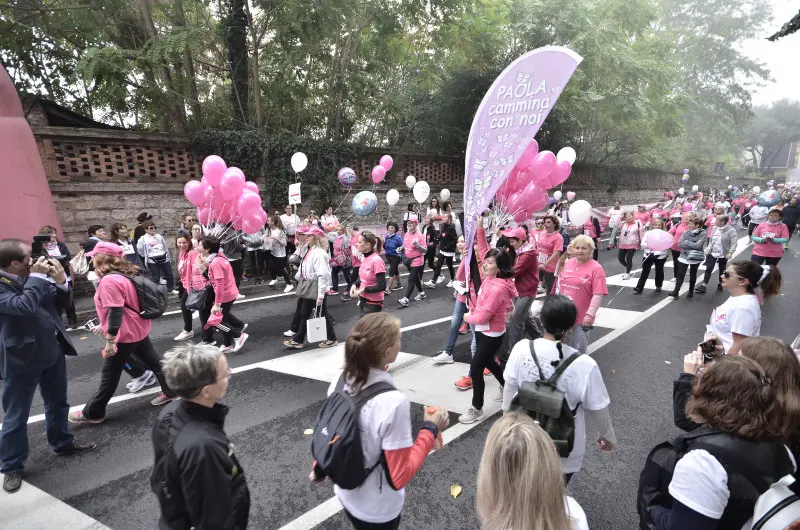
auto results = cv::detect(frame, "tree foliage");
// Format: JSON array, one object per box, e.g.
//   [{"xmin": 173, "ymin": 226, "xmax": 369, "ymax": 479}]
[{"xmin": 742, "ymin": 100, "xmax": 800, "ymax": 171}]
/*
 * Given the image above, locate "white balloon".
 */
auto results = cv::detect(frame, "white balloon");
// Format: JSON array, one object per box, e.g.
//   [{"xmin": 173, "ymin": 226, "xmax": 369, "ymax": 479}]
[
  {"xmin": 568, "ymin": 200, "xmax": 592, "ymax": 226},
  {"xmin": 291, "ymin": 152, "xmax": 308, "ymax": 173},
  {"xmin": 553, "ymin": 190, "xmax": 563, "ymax": 200},
  {"xmin": 753, "ymin": 186, "xmax": 761, "ymax": 193},
  {"xmin": 405, "ymin": 175, "xmax": 417, "ymax": 189},
  {"xmin": 692, "ymin": 185, "xmax": 699, "ymax": 191},
  {"xmin": 728, "ymin": 185, "xmax": 733, "ymax": 189},
  {"xmin": 440, "ymin": 188, "xmax": 451, "ymax": 201},
  {"xmin": 386, "ymin": 189, "xmax": 400, "ymax": 206},
  {"xmin": 556, "ymin": 147, "xmax": 577, "ymax": 165},
  {"xmin": 678, "ymin": 187, "xmax": 685, "ymax": 195},
  {"xmin": 725, "ymin": 176, "xmax": 730, "ymax": 181},
  {"xmin": 413, "ymin": 181, "xmax": 430, "ymax": 203}
]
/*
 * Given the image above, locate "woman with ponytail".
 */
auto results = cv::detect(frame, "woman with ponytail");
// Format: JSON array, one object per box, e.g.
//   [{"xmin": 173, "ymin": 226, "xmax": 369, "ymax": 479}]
[
  {"xmin": 310, "ymin": 313, "xmax": 449, "ymax": 529},
  {"xmin": 502, "ymin": 295, "xmax": 616, "ymax": 481},
  {"xmin": 706, "ymin": 260, "xmax": 782, "ymax": 355},
  {"xmin": 349, "ymin": 231, "xmax": 386, "ymax": 315}
]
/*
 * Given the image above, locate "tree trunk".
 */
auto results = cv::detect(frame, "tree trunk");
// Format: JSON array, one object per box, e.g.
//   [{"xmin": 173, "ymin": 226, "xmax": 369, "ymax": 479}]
[
  {"xmin": 173, "ymin": 0, "xmax": 202, "ymax": 129},
  {"xmin": 227, "ymin": 0, "xmax": 249, "ymax": 128}
]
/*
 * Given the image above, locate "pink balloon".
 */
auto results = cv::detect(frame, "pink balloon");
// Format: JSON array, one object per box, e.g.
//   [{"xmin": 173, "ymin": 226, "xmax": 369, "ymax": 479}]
[
  {"xmin": 514, "ymin": 209, "xmax": 532, "ymax": 223},
  {"xmin": 506, "ymin": 191, "xmax": 523, "ymax": 209},
  {"xmin": 371, "ymin": 165, "xmax": 387, "ymax": 184},
  {"xmin": 201, "ymin": 175, "xmax": 208, "ymax": 184},
  {"xmin": 547, "ymin": 160, "xmax": 572, "ymax": 188},
  {"xmin": 530, "ymin": 151, "xmax": 556, "ymax": 187},
  {"xmin": 202, "ymin": 155, "xmax": 227, "ymax": 187},
  {"xmin": 682, "ymin": 203, "xmax": 694, "ymax": 212},
  {"xmin": 379, "ymin": 155, "xmax": 394, "ymax": 171},
  {"xmin": 251, "ymin": 208, "xmax": 268, "ymax": 226},
  {"xmin": 566, "ymin": 191, "xmax": 576, "ymax": 201},
  {"xmin": 519, "ymin": 182, "xmax": 549, "ymax": 212},
  {"xmin": 220, "ymin": 167, "xmax": 246, "ymax": 200},
  {"xmin": 646, "ymin": 229, "xmax": 674, "ymax": 252},
  {"xmin": 242, "ymin": 219, "xmax": 262, "ymax": 235},
  {"xmin": 516, "ymin": 140, "xmax": 540, "ymax": 171},
  {"xmin": 217, "ymin": 202, "xmax": 235, "ymax": 224},
  {"xmin": 196, "ymin": 207, "xmax": 211, "ymax": 225},
  {"xmin": 184, "ymin": 180, "xmax": 209, "ymax": 206},
  {"xmin": 244, "ymin": 181, "xmax": 259, "ymax": 194},
  {"xmin": 237, "ymin": 190, "xmax": 261, "ymax": 217},
  {"xmin": 232, "ymin": 217, "xmax": 244, "ymax": 231}
]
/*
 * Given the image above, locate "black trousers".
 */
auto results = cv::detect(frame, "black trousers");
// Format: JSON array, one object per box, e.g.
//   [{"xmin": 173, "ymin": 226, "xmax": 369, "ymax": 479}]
[
  {"xmin": 292, "ymin": 297, "xmax": 336, "ymax": 343},
  {"xmin": 618, "ymin": 248, "xmax": 636, "ymax": 273},
  {"xmin": 432, "ymin": 254, "xmax": 455, "ymax": 282},
  {"xmin": 748, "ymin": 222, "xmax": 759, "ymax": 238},
  {"xmin": 344, "ymin": 509, "xmax": 400, "ymax": 530},
  {"xmin": 267, "ymin": 255, "xmax": 291, "ymax": 284},
  {"xmin": 359, "ymin": 297, "xmax": 383, "ymax": 315},
  {"xmin": 230, "ymin": 259, "xmax": 243, "ymax": 288},
  {"xmin": 219, "ymin": 300, "xmax": 245, "ymax": 347},
  {"xmin": 787, "ymin": 223, "xmax": 796, "ymax": 241},
  {"xmin": 592, "ymin": 238, "xmax": 599, "ymax": 261},
  {"xmin": 636, "ymin": 255, "xmax": 665, "ymax": 290},
  {"xmin": 404, "ymin": 265, "xmax": 424, "ymax": 299},
  {"xmin": 178, "ymin": 285, "xmax": 193, "ymax": 332},
  {"xmin": 673, "ymin": 261, "xmax": 700, "ymax": 294},
  {"xmin": 425, "ymin": 247, "xmax": 437, "ymax": 271},
  {"xmin": 471, "ymin": 333, "xmax": 505, "ymax": 410},
  {"xmin": 82, "ymin": 337, "xmax": 174, "ymax": 419},
  {"xmin": 702, "ymin": 255, "xmax": 728, "ymax": 285},
  {"xmin": 670, "ymin": 249, "xmax": 680, "ymax": 279},
  {"xmin": 147, "ymin": 261, "xmax": 175, "ymax": 291},
  {"xmin": 751, "ymin": 255, "xmax": 781, "ymax": 266},
  {"xmin": 245, "ymin": 249, "xmax": 267, "ymax": 279},
  {"xmin": 332, "ymin": 266, "xmax": 353, "ymax": 292}
]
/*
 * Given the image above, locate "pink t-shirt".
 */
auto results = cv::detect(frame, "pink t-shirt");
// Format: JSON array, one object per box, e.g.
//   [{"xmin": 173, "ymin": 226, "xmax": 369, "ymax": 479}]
[
  {"xmin": 537, "ymin": 231, "xmax": 564, "ymax": 273},
  {"xmin": 190, "ymin": 252, "xmax": 211, "ymax": 291},
  {"xmin": 634, "ymin": 211, "xmax": 651, "ymax": 225},
  {"xmin": 208, "ymin": 254, "xmax": 239, "ymax": 304},
  {"xmin": 350, "ymin": 232, "xmax": 362, "ymax": 267},
  {"xmin": 583, "ymin": 219, "xmax": 597, "ymax": 239},
  {"xmin": 402, "ymin": 230, "xmax": 426, "ymax": 267},
  {"xmin": 556, "ymin": 258, "xmax": 608, "ymax": 325},
  {"xmin": 753, "ymin": 222, "xmax": 789, "ymax": 258},
  {"xmin": 359, "ymin": 252, "xmax": 386, "ymax": 302},
  {"xmin": 669, "ymin": 222, "xmax": 688, "ymax": 252},
  {"xmin": 95, "ymin": 273, "xmax": 152, "ymax": 343}
]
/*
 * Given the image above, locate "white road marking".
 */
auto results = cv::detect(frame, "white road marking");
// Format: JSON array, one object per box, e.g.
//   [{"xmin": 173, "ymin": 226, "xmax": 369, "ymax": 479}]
[{"xmin": 0, "ymin": 480, "xmax": 110, "ymax": 529}]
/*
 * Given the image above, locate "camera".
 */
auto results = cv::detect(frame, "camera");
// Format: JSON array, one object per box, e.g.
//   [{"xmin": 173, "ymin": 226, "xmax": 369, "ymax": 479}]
[{"xmin": 31, "ymin": 234, "xmax": 52, "ymax": 261}]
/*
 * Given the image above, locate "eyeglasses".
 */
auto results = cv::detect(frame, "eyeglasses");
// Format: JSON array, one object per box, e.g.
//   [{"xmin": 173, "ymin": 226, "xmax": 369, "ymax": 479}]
[
  {"xmin": 721, "ymin": 271, "xmax": 744, "ymax": 280},
  {"xmin": 147, "ymin": 226, "xmax": 157, "ymax": 230},
  {"xmin": 209, "ymin": 367, "xmax": 233, "ymax": 386}
]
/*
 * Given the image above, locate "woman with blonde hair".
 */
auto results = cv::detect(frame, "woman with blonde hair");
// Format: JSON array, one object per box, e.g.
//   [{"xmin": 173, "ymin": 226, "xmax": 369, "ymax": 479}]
[{"xmin": 477, "ymin": 412, "xmax": 589, "ymax": 530}]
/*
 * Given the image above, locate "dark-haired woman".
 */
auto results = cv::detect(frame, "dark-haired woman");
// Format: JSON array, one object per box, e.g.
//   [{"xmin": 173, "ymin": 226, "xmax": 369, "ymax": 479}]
[
  {"xmin": 173, "ymin": 233, "xmax": 195, "ymax": 342},
  {"xmin": 459, "ymin": 239, "xmax": 518, "ymax": 425},
  {"xmin": 136, "ymin": 220, "xmax": 177, "ymax": 294},
  {"xmin": 38, "ymin": 225, "xmax": 79, "ymax": 329},
  {"xmin": 402, "ymin": 203, "xmax": 417, "ymax": 234},
  {"xmin": 503, "ymin": 295, "xmax": 616, "ymax": 483},
  {"xmin": 383, "ymin": 222, "xmax": 404, "ymax": 294},
  {"xmin": 644, "ymin": 355, "xmax": 797, "ymax": 530},
  {"xmin": 538, "ymin": 215, "xmax": 563, "ymax": 295},
  {"xmin": 706, "ymin": 261, "xmax": 781, "ymax": 355},
  {"xmin": 350, "ymin": 231, "xmax": 386, "ymax": 315},
  {"xmin": 425, "ymin": 213, "xmax": 458, "ymax": 289},
  {"xmin": 109, "ymin": 222, "xmax": 139, "ymax": 265},
  {"xmin": 309, "ymin": 313, "xmax": 449, "ymax": 530},
  {"xmin": 751, "ymin": 208, "xmax": 790, "ymax": 265},
  {"xmin": 68, "ymin": 242, "xmax": 177, "ymax": 424}
]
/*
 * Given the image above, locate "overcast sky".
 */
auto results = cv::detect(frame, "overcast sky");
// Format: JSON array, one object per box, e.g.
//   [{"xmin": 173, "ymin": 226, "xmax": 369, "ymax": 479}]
[{"xmin": 743, "ymin": 1, "xmax": 799, "ymax": 106}]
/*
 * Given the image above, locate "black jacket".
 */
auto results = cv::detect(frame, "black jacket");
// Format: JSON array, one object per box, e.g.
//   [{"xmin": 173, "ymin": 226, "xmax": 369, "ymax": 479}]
[
  {"xmin": 438, "ymin": 223, "xmax": 458, "ymax": 253},
  {"xmin": 151, "ymin": 401, "xmax": 250, "ymax": 530}
]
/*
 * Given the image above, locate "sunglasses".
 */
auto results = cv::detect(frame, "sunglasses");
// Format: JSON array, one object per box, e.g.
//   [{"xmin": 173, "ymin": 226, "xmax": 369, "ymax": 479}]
[
  {"xmin": 147, "ymin": 226, "xmax": 157, "ymax": 230},
  {"xmin": 721, "ymin": 271, "xmax": 743, "ymax": 280}
]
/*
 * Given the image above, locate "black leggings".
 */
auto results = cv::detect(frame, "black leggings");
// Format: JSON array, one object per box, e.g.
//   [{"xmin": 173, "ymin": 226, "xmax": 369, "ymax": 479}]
[
  {"xmin": 471, "ymin": 333, "xmax": 505, "ymax": 410},
  {"xmin": 246, "ymin": 249, "xmax": 267, "ymax": 279},
  {"xmin": 331, "ymin": 265, "xmax": 353, "ymax": 292},
  {"xmin": 636, "ymin": 255, "xmax": 665, "ymax": 290},
  {"xmin": 267, "ymin": 255, "xmax": 291, "ymax": 284},
  {"xmin": 344, "ymin": 509, "xmax": 400, "ymax": 530},
  {"xmin": 404, "ymin": 265, "xmax": 424, "ymax": 299},
  {"xmin": 671, "ymin": 249, "xmax": 680, "ymax": 279},
  {"xmin": 702, "ymin": 255, "xmax": 728, "ymax": 285},
  {"xmin": 618, "ymin": 248, "xmax": 636, "ymax": 273},
  {"xmin": 432, "ymin": 254, "xmax": 455, "ymax": 282},
  {"xmin": 748, "ymin": 222, "xmax": 759, "ymax": 238},
  {"xmin": 292, "ymin": 297, "xmax": 336, "ymax": 343},
  {"xmin": 230, "ymin": 259, "xmax": 244, "ymax": 288},
  {"xmin": 673, "ymin": 261, "xmax": 700, "ymax": 293},
  {"xmin": 751, "ymin": 255, "xmax": 781, "ymax": 266},
  {"xmin": 387, "ymin": 255, "xmax": 401, "ymax": 277},
  {"xmin": 82, "ymin": 337, "xmax": 174, "ymax": 419},
  {"xmin": 425, "ymin": 247, "xmax": 437, "ymax": 271},
  {"xmin": 178, "ymin": 285, "xmax": 193, "ymax": 332}
]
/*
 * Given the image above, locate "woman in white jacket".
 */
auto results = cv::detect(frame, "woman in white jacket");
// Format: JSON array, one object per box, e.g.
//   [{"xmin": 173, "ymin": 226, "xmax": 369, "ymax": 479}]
[
  {"xmin": 283, "ymin": 227, "xmax": 337, "ymax": 349},
  {"xmin": 136, "ymin": 220, "xmax": 177, "ymax": 294},
  {"xmin": 264, "ymin": 215, "xmax": 295, "ymax": 293}
]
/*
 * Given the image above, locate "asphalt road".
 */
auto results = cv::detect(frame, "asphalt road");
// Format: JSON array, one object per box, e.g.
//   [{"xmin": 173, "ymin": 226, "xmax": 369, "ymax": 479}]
[{"xmin": 2, "ymin": 228, "xmax": 799, "ymax": 530}]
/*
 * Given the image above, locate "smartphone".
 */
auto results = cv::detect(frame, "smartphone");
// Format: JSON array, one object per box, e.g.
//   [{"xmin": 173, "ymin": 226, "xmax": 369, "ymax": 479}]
[{"xmin": 698, "ymin": 339, "xmax": 720, "ymax": 362}]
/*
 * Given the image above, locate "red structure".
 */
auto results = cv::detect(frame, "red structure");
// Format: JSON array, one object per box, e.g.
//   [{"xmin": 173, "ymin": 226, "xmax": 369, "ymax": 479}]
[{"xmin": 0, "ymin": 65, "xmax": 63, "ymax": 241}]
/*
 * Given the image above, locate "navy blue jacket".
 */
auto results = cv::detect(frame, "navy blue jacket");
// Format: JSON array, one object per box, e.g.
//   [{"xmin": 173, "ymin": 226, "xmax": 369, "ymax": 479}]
[{"xmin": 0, "ymin": 275, "xmax": 77, "ymax": 377}]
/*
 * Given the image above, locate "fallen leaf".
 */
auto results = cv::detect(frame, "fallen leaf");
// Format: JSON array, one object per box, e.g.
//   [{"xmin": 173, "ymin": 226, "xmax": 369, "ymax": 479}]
[
  {"xmin": 450, "ymin": 484, "xmax": 462, "ymax": 499},
  {"xmin": 664, "ymin": 361, "xmax": 672, "ymax": 365},
  {"xmin": 80, "ymin": 336, "xmax": 88, "ymax": 340},
  {"xmin": 303, "ymin": 429, "xmax": 314, "ymax": 435},
  {"xmin": 611, "ymin": 370, "xmax": 616, "ymax": 374}
]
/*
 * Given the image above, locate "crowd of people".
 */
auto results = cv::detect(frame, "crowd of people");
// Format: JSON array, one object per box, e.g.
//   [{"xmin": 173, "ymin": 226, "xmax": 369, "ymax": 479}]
[{"xmin": 1, "ymin": 185, "xmax": 799, "ymax": 530}]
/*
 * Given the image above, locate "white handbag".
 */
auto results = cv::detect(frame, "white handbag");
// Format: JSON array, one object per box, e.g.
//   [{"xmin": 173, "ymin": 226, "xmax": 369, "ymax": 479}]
[{"xmin": 306, "ymin": 305, "xmax": 328, "ymax": 344}]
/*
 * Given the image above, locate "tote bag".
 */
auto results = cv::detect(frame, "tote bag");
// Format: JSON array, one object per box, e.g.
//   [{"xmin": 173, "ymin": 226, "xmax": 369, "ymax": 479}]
[{"xmin": 307, "ymin": 306, "xmax": 328, "ymax": 343}]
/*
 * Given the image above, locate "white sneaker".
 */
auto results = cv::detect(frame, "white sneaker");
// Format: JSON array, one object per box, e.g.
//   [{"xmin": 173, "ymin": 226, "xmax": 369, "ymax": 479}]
[
  {"xmin": 127, "ymin": 371, "xmax": 156, "ymax": 394},
  {"xmin": 219, "ymin": 344, "xmax": 234, "ymax": 354},
  {"xmin": 432, "ymin": 351, "xmax": 454, "ymax": 364},
  {"xmin": 283, "ymin": 329, "xmax": 295, "ymax": 337},
  {"xmin": 398, "ymin": 297, "xmax": 409, "ymax": 307},
  {"xmin": 458, "ymin": 407, "xmax": 484, "ymax": 424},
  {"xmin": 269, "ymin": 279, "xmax": 277, "ymax": 286},
  {"xmin": 423, "ymin": 280, "xmax": 435, "ymax": 289},
  {"xmin": 232, "ymin": 333, "xmax": 249, "ymax": 353},
  {"xmin": 174, "ymin": 330, "xmax": 194, "ymax": 342},
  {"xmin": 237, "ymin": 293, "xmax": 245, "ymax": 300},
  {"xmin": 284, "ymin": 284, "xmax": 295, "ymax": 293},
  {"xmin": 436, "ymin": 276, "xmax": 445, "ymax": 284},
  {"xmin": 446, "ymin": 281, "xmax": 454, "ymax": 288},
  {"xmin": 668, "ymin": 278, "xmax": 676, "ymax": 283},
  {"xmin": 170, "ymin": 290, "xmax": 179, "ymax": 295},
  {"xmin": 414, "ymin": 292, "xmax": 427, "ymax": 301},
  {"xmin": 622, "ymin": 273, "xmax": 632, "ymax": 280},
  {"xmin": 159, "ymin": 279, "xmax": 167, "ymax": 285}
]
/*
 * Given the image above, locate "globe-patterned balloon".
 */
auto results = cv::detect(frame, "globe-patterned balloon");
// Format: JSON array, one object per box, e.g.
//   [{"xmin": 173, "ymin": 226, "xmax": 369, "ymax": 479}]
[
  {"xmin": 757, "ymin": 189, "xmax": 781, "ymax": 207},
  {"xmin": 338, "ymin": 167, "xmax": 356, "ymax": 187},
  {"xmin": 352, "ymin": 191, "xmax": 378, "ymax": 217}
]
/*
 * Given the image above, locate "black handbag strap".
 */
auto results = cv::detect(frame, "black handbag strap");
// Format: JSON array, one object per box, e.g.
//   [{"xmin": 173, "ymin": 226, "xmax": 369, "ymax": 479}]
[{"xmin": 528, "ymin": 340, "xmax": 583, "ymax": 385}]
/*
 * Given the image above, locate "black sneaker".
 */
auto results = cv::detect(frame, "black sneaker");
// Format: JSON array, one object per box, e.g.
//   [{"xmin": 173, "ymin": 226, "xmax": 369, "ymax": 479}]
[
  {"xmin": 695, "ymin": 284, "xmax": 707, "ymax": 293},
  {"xmin": 632, "ymin": 287, "xmax": 643, "ymax": 294},
  {"xmin": 686, "ymin": 291, "xmax": 694, "ymax": 299},
  {"xmin": 54, "ymin": 440, "xmax": 97, "ymax": 456},
  {"xmin": 392, "ymin": 284, "xmax": 404, "ymax": 291},
  {"xmin": 3, "ymin": 472, "xmax": 21, "ymax": 493}
]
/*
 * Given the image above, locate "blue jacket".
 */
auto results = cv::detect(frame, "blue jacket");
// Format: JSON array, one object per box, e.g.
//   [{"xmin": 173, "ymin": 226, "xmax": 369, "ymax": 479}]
[
  {"xmin": 384, "ymin": 233, "xmax": 404, "ymax": 257},
  {"xmin": 0, "ymin": 274, "xmax": 76, "ymax": 377}
]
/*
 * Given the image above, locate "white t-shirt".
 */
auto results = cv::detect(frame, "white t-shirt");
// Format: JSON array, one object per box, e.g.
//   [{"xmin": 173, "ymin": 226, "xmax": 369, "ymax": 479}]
[
  {"xmin": 141, "ymin": 234, "xmax": 167, "ymax": 258},
  {"xmin": 709, "ymin": 294, "xmax": 761, "ymax": 354},
  {"xmin": 281, "ymin": 214, "xmax": 300, "ymax": 236},
  {"xmin": 502, "ymin": 339, "xmax": 611, "ymax": 473},
  {"xmin": 566, "ymin": 496, "xmax": 590, "ymax": 530},
  {"xmin": 329, "ymin": 369, "xmax": 412, "ymax": 524},
  {"xmin": 669, "ymin": 447, "xmax": 796, "ymax": 520},
  {"xmin": 749, "ymin": 205, "xmax": 770, "ymax": 224},
  {"xmin": 427, "ymin": 208, "xmax": 442, "ymax": 230},
  {"xmin": 709, "ymin": 228, "xmax": 724, "ymax": 258}
]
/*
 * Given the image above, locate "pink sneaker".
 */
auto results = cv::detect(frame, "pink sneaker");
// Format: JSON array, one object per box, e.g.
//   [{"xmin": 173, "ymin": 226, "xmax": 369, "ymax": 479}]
[{"xmin": 454, "ymin": 376, "xmax": 473, "ymax": 390}]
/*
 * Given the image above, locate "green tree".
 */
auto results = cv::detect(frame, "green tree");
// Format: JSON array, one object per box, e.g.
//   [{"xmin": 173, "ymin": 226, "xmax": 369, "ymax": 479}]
[{"xmin": 742, "ymin": 100, "xmax": 800, "ymax": 172}]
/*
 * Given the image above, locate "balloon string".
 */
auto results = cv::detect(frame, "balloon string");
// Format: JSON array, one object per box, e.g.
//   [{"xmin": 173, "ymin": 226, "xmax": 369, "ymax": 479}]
[{"xmin": 334, "ymin": 188, "xmax": 353, "ymax": 215}]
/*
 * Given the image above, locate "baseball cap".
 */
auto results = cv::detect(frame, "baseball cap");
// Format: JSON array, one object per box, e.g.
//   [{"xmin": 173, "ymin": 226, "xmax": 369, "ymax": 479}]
[
  {"xmin": 296, "ymin": 226, "xmax": 309, "ymax": 235},
  {"xmin": 305, "ymin": 227, "xmax": 325, "ymax": 238},
  {"xmin": 503, "ymin": 227, "xmax": 527, "ymax": 240},
  {"xmin": 86, "ymin": 241, "xmax": 125, "ymax": 258},
  {"xmin": 204, "ymin": 311, "xmax": 223, "ymax": 330},
  {"xmin": 406, "ymin": 214, "xmax": 419, "ymax": 223}
]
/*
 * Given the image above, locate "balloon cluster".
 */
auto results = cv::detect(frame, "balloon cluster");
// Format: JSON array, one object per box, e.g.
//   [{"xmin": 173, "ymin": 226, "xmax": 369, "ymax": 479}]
[
  {"xmin": 185, "ymin": 155, "xmax": 267, "ymax": 235},
  {"xmin": 495, "ymin": 142, "xmax": 577, "ymax": 223},
  {"xmin": 338, "ymin": 155, "xmax": 396, "ymax": 217}
]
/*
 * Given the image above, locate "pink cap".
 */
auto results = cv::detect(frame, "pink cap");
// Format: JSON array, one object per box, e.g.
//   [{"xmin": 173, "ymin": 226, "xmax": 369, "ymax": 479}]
[
  {"xmin": 86, "ymin": 241, "xmax": 125, "ymax": 258},
  {"xmin": 204, "ymin": 311, "xmax": 223, "ymax": 330},
  {"xmin": 406, "ymin": 214, "xmax": 419, "ymax": 223},
  {"xmin": 305, "ymin": 227, "xmax": 325, "ymax": 238},
  {"xmin": 296, "ymin": 226, "xmax": 309, "ymax": 234},
  {"xmin": 503, "ymin": 227, "xmax": 527, "ymax": 240}
]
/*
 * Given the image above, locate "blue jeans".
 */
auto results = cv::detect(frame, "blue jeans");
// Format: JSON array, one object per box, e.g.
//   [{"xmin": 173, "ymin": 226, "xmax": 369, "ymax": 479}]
[
  {"xmin": 1, "ymin": 356, "xmax": 73, "ymax": 473},
  {"xmin": 443, "ymin": 300, "xmax": 477, "ymax": 357}
]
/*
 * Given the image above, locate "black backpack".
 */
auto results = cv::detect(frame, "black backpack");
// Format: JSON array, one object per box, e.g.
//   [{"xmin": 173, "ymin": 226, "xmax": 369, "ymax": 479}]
[
  {"xmin": 637, "ymin": 427, "xmax": 795, "ymax": 530},
  {"xmin": 109, "ymin": 272, "xmax": 168, "ymax": 319},
  {"xmin": 311, "ymin": 374, "xmax": 395, "ymax": 490},
  {"xmin": 511, "ymin": 341, "xmax": 581, "ymax": 457}
]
